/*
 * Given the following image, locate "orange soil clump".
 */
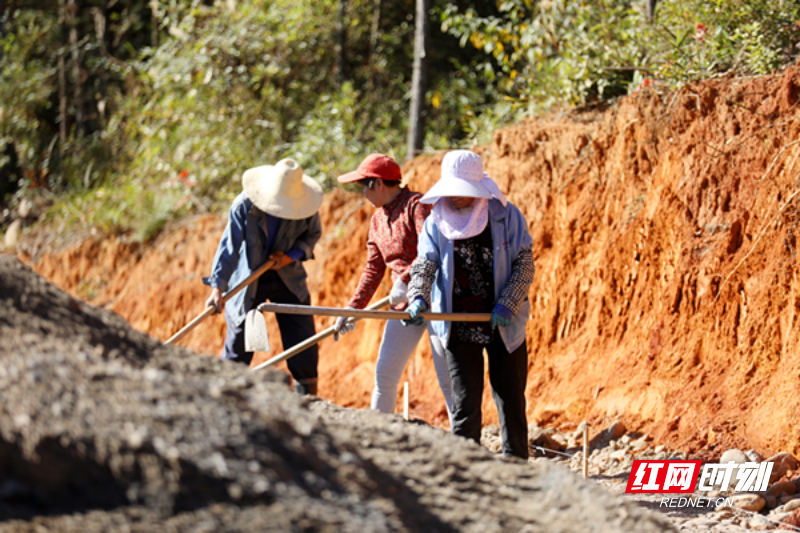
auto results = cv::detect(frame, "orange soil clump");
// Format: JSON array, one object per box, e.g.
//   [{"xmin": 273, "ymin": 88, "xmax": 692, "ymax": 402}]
[{"xmin": 21, "ymin": 67, "xmax": 800, "ymax": 457}]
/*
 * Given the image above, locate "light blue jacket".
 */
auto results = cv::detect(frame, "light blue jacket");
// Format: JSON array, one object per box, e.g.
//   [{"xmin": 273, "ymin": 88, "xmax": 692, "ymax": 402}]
[
  {"xmin": 415, "ymin": 199, "xmax": 532, "ymax": 352},
  {"xmin": 203, "ymin": 192, "xmax": 322, "ymax": 326}
]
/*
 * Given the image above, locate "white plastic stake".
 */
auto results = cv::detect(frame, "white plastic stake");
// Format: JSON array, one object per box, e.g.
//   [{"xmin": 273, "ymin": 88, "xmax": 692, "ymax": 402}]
[{"xmin": 403, "ymin": 381, "xmax": 409, "ymax": 420}]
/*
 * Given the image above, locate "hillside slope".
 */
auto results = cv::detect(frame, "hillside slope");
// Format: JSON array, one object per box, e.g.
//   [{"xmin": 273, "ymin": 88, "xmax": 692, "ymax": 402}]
[{"xmin": 20, "ymin": 66, "xmax": 800, "ymax": 457}]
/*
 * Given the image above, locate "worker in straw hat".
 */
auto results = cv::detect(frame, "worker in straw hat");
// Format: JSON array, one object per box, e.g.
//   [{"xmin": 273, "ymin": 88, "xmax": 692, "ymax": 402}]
[
  {"xmin": 404, "ymin": 149, "xmax": 534, "ymax": 459},
  {"xmin": 333, "ymin": 153, "xmax": 454, "ymax": 420},
  {"xmin": 204, "ymin": 159, "xmax": 324, "ymax": 395}
]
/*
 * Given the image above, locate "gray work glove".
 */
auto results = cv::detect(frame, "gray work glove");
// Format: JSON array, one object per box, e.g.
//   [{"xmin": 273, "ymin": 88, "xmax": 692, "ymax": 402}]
[{"xmin": 334, "ymin": 307, "xmax": 357, "ymax": 341}]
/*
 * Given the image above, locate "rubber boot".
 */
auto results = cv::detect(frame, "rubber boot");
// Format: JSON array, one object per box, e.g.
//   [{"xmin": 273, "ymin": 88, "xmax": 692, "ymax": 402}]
[{"xmin": 293, "ymin": 378, "xmax": 318, "ymax": 396}]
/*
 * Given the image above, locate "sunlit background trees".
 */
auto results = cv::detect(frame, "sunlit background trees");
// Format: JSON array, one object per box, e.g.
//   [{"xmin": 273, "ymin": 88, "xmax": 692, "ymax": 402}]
[{"xmin": 1, "ymin": 0, "xmax": 798, "ymax": 240}]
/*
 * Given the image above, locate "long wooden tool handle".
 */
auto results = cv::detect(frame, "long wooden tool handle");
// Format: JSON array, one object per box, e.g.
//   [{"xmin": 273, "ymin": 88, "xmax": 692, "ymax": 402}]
[
  {"xmin": 251, "ymin": 295, "xmax": 392, "ymax": 372},
  {"xmin": 254, "ymin": 302, "xmax": 492, "ymax": 322},
  {"xmin": 165, "ymin": 258, "xmax": 277, "ymax": 345}
]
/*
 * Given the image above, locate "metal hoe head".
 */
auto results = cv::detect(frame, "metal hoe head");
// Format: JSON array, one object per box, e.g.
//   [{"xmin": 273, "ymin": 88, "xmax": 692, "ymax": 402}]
[{"xmin": 244, "ymin": 309, "xmax": 271, "ymax": 352}]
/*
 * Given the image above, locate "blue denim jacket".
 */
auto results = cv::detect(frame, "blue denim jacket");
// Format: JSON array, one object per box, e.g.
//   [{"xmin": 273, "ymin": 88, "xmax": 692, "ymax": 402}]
[
  {"xmin": 203, "ymin": 191, "xmax": 322, "ymax": 326},
  {"xmin": 416, "ymin": 199, "xmax": 532, "ymax": 352}
]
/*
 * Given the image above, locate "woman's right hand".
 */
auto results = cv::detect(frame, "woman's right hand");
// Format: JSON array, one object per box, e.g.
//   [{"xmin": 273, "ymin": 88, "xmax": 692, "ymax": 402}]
[
  {"xmin": 205, "ymin": 288, "xmax": 224, "ymax": 314},
  {"xmin": 334, "ymin": 308, "xmax": 357, "ymax": 341},
  {"xmin": 389, "ymin": 278, "xmax": 408, "ymax": 306}
]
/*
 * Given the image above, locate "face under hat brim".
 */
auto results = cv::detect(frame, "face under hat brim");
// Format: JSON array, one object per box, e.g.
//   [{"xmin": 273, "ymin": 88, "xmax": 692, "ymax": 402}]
[{"xmin": 420, "ymin": 175, "xmax": 494, "ymax": 205}]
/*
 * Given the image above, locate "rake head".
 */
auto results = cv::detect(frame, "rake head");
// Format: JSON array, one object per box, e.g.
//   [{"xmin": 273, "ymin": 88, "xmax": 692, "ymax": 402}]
[{"xmin": 244, "ymin": 309, "xmax": 271, "ymax": 353}]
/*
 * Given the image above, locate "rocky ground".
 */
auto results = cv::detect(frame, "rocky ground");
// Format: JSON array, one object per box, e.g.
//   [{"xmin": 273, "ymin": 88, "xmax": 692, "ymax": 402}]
[
  {"xmin": 0, "ymin": 254, "xmax": 672, "ymax": 532},
  {"xmin": 481, "ymin": 422, "xmax": 800, "ymax": 532}
]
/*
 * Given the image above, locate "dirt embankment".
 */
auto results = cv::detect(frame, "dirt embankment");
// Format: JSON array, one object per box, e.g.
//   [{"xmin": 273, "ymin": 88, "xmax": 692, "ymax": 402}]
[{"xmin": 18, "ymin": 66, "xmax": 800, "ymax": 457}]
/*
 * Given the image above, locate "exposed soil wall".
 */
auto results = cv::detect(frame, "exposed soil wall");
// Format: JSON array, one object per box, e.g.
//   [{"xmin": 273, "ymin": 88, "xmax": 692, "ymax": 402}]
[{"xmin": 19, "ymin": 66, "xmax": 800, "ymax": 457}]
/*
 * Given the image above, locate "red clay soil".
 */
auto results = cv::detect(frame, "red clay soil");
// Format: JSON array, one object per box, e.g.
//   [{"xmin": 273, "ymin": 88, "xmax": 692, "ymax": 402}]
[{"xmin": 19, "ymin": 66, "xmax": 800, "ymax": 458}]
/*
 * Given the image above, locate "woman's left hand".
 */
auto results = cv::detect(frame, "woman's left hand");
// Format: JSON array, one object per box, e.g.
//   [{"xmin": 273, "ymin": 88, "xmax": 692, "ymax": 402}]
[
  {"xmin": 490, "ymin": 304, "xmax": 513, "ymax": 329},
  {"xmin": 402, "ymin": 299, "xmax": 428, "ymax": 326}
]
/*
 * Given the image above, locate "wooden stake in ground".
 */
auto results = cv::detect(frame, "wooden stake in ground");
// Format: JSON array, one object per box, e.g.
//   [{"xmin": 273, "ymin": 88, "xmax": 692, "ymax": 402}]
[
  {"xmin": 583, "ymin": 423, "xmax": 589, "ymax": 479},
  {"xmin": 403, "ymin": 381, "xmax": 409, "ymax": 420}
]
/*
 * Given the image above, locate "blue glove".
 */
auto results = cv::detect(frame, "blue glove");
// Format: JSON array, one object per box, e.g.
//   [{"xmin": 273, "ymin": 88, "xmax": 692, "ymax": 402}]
[
  {"xmin": 402, "ymin": 299, "xmax": 428, "ymax": 327},
  {"xmin": 490, "ymin": 304, "xmax": 513, "ymax": 329}
]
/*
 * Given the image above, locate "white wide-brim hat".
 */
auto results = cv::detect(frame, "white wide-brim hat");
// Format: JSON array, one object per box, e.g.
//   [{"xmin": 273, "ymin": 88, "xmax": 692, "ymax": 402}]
[
  {"xmin": 420, "ymin": 150, "xmax": 507, "ymax": 206},
  {"xmin": 242, "ymin": 159, "xmax": 324, "ymax": 220}
]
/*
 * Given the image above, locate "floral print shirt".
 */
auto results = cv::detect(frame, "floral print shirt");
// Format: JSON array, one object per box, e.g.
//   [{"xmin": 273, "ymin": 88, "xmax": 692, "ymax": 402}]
[
  {"xmin": 348, "ymin": 188, "xmax": 431, "ymax": 309},
  {"xmin": 452, "ymin": 224, "xmax": 495, "ymax": 344}
]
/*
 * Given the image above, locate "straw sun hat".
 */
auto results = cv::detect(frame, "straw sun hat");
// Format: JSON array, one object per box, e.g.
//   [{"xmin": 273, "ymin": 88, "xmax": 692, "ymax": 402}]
[
  {"xmin": 420, "ymin": 150, "xmax": 506, "ymax": 206},
  {"xmin": 242, "ymin": 159, "xmax": 324, "ymax": 220}
]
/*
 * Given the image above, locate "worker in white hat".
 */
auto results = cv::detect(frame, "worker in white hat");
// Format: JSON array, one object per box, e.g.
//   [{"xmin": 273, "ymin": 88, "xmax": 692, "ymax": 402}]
[
  {"xmin": 405, "ymin": 149, "xmax": 534, "ymax": 459},
  {"xmin": 204, "ymin": 159, "xmax": 324, "ymax": 395}
]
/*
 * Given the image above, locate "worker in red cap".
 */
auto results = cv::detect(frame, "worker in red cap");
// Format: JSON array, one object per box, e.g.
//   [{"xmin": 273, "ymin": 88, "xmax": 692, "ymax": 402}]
[{"xmin": 334, "ymin": 153, "xmax": 453, "ymax": 421}]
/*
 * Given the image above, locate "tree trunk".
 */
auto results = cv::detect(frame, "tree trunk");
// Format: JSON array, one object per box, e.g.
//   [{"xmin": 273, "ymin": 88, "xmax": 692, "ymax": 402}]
[
  {"xmin": 149, "ymin": 0, "xmax": 158, "ymax": 47},
  {"xmin": 336, "ymin": 0, "xmax": 346, "ymax": 87},
  {"xmin": 646, "ymin": 0, "xmax": 657, "ymax": 21},
  {"xmin": 92, "ymin": 6, "xmax": 107, "ymax": 134},
  {"xmin": 368, "ymin": 0, "xmax": 381, "ymax": 62},
  {"xmin": 366, "ymin": 0, "xmax": 381, "ymax": 92},
  {"xmin": 0, "ymin": 0, "xmax": 6, "ymax": 63},
  {"xmin": 67, "ymin": 0, "xmax": 83, "ymax": 139},
  {"xmin": 58, "ymin": 0, "xmax": 68, "ymax": 153},
  {"xmin": 406, "ymin": 0, "xmax": 429, "ymax": 161}
]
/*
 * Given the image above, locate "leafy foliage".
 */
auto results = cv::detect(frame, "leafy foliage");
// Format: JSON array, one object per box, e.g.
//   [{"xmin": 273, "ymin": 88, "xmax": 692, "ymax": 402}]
[
  {"xmin": 1, "ymin": 0, "xmax": 495, "ymax": 238},
  {"xmin": 3, "ymin": 0, "xmax": 800, "ymax": 241},
  {"xmin": 0, "ymin": 0, "xmax": 154, "ymax": 195},
  {"xmin": 0, "ymin": 10, "xmax": 60, "ymax": 192},
  {"xmin": 442, "ymin": 0, "xmax": 800, "ymax": 114},
  {"xmin": 108, "ymin": 0, "xmax": 343, "ymax": 215}
]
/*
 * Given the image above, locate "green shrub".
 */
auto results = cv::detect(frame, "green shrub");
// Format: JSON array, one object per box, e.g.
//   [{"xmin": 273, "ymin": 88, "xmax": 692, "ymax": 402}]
[
  {"xmin": 289, "ymin": 82, "xmax": 408, "ymax": 189},
  {"xmin": 441, "ymin": 0, "xmax": 800, "ymax": 114},
  {"xmin": 2, "ymin": 0, "xmax": 502, "ymax": 238},
  {"xmin": 0, "ymin": 10, "xmax": 60, "ymax": 191}
]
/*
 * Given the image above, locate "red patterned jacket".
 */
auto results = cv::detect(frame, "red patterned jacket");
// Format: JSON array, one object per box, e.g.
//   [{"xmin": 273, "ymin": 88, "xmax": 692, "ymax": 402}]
[{"xmin": 347, "ymin": 188, "xmax": 431, "ymax": 309}]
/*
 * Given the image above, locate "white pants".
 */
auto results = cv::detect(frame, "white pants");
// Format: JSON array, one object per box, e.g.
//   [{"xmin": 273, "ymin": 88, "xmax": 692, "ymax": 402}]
[{"xmin": 371, "ymin": 320, "xmax": 453, "ymax": 422}]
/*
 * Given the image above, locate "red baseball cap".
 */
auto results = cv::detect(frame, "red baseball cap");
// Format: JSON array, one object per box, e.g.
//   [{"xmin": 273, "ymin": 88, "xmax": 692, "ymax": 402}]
[{"xmin": 337, "ymin": 153, "xmax": 401, "ymax": 183}]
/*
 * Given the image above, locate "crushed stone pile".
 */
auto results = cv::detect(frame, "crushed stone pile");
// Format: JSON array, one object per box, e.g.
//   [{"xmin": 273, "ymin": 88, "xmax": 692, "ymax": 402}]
[
  {"xmin": 483, "ymin": 420, "xmax": 800, "ymax": 532},
  {"xmin": 0, "ymin": 255, "xmax": 672, "ymax": 532}
]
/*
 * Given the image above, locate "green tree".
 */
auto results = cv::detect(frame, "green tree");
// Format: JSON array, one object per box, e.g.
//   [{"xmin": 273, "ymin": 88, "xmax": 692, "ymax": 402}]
[
  {"xmin": 0, "ymin": 0, "xmax": 154, "ymax": 198},
  {"xmin": 441, "ymin": 0, "xmax": 800, "ymax": 114},
  {"xmin": 1, "ymin": 0, "xmax": 504, "ymax": 238}
]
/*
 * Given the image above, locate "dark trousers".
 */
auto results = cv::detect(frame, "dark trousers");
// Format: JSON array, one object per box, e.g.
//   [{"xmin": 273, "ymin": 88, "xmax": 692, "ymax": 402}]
[
  {"xmin": 222, "ymin": 270, "xmax": 318, "ymax": 385},
  {"xmin": 445, "ymin": 334, "xmax": 529, "ymax": 459}
]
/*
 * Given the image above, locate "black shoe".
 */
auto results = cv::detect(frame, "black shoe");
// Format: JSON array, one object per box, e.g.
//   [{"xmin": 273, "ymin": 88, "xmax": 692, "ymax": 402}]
[{"xmin": 293, "ymin": 379, "xmax": 318, "ymax": 396}]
